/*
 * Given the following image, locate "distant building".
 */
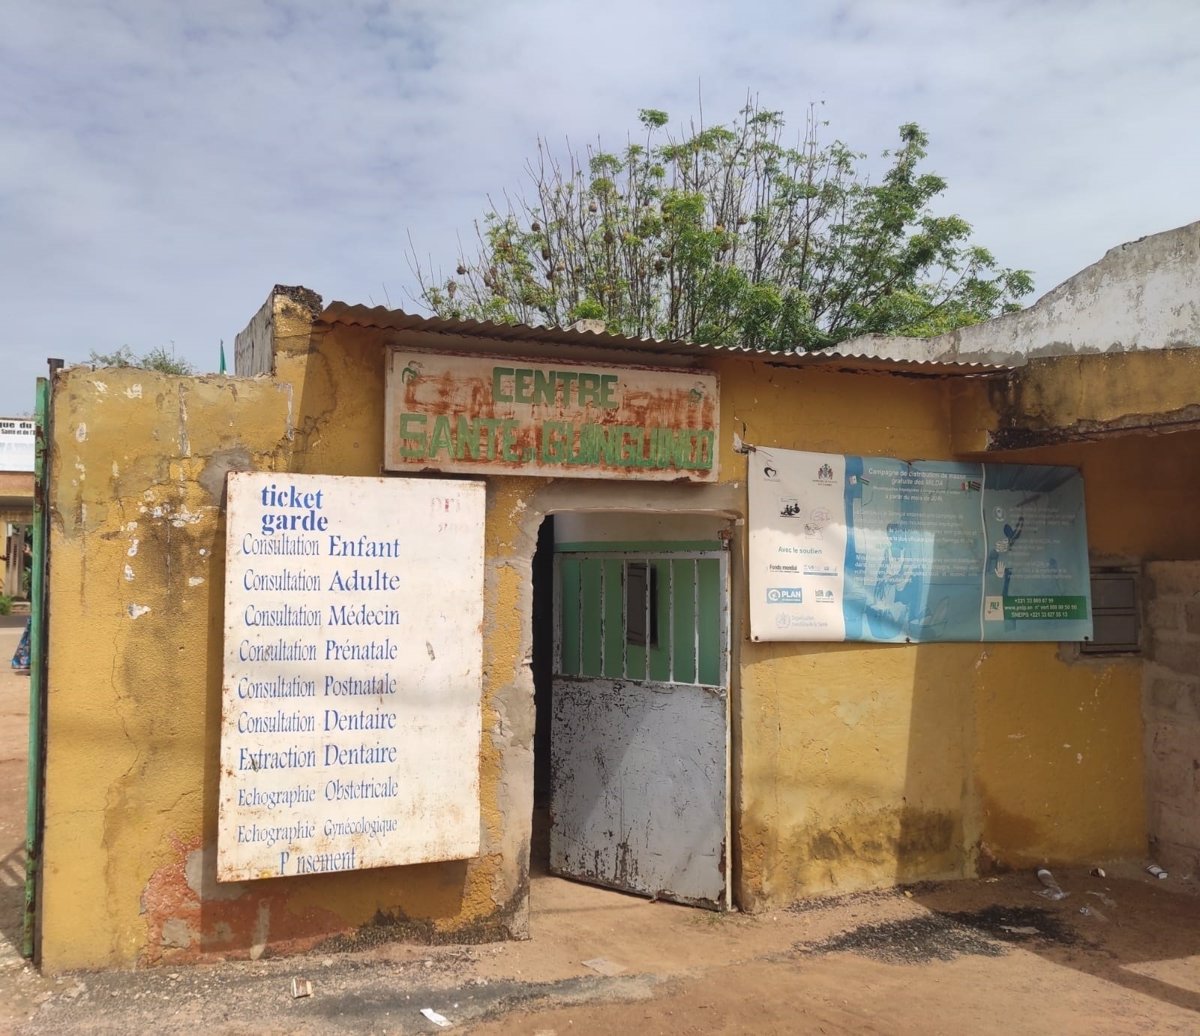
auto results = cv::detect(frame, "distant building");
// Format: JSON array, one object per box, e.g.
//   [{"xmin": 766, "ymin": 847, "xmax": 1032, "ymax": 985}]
[{"xmin": 0, "ymin": 416, "xmax": 34, "ymax": 598}]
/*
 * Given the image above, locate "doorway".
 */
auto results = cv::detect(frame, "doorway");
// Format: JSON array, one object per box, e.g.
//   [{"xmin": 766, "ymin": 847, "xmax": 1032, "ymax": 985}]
[{"xmin": 530, "ymin": 514, "xmax": 731, "ymax": 909}]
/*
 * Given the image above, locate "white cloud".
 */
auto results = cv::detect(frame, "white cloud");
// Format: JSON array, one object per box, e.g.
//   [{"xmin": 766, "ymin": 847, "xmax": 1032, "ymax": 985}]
[{"xmin": 1, "ymin": 0, "xmax": 1198, "ymax": 413}]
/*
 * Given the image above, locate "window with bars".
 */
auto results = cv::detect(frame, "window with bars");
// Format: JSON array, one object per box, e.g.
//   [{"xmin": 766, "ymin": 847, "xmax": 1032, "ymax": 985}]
[{"xmin": 555, "ymin": 551, "xmax": 726, "ymax": 687}]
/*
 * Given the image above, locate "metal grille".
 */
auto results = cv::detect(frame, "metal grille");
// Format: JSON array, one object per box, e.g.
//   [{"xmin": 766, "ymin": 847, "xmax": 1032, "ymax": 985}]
[{"xmin": 554, "ymin": 551, "xmax": 727, "ymax": 688}]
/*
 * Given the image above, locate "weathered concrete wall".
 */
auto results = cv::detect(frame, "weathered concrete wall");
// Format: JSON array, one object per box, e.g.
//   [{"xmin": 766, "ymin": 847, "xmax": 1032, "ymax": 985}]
[
  {"xmin": 935, "ymin": 222, "xmax": 1200, "ymax": 363},
  {"xmin": 234, "ymin": 285, "xmax": 322, "ymax": 377},
  {"xmin": 40, "ymin": 335, "xmax": 533, "ymax": 970},
  {"xmin": 1142, "ymin": 561, "xmax": 1200, "ymax": 877},
  {"xmin": 971, "ymin": 640, "xmax": 1142, "ymax": 872},
  {"xmin": 950, "ymin": 428, "xmax": 1200, "ymax": 876},
  {"xmin": 978, "ymin": 349, "xmax": 1200, "ymax": 451},
  {"xmin": 727, "ymin": 360, "xmax": 972, "ymax": 902},
  {"xmin": 838, "ymin": 221, "xmax": 1200, "ymax": 366},
  {"xmin": 43, "ymin": 368, "xmax": 297, "ymax": 971},
  {"xmin": 44, "ymin": 312, "xmax": 741, "ymax": 971}
]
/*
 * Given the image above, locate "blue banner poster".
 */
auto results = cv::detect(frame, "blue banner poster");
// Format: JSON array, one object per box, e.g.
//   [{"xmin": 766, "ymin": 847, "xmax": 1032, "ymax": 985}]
[{"xmin": 748, "ymin": 449, "xmax": 1093, "ymax": 643}]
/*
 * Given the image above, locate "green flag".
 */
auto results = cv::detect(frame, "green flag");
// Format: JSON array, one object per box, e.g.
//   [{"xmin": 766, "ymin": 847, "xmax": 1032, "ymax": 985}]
[{"xmin": 219, "ymin": 340, "xmax": 227, "ymax": 374}]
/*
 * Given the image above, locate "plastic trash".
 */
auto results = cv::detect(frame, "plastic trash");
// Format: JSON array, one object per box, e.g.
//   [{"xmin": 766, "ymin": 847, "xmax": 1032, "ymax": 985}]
[
  {"xmin": 1035, "ymin": 867, "xmax": 1069, "ymax": 901},
  {"xmin": 1090, "ymin": 867, "xmax": 1106, "ymax": 878},
  {"xmin": 1147, "ymin": 864, "xmax": 1168, "ymax": 880},
  {"xmin": 290, "ymin": 978, "xmax": 312, "ymax": 999},
  {"xmin": 421, "ymin": 1008, "xmax": 452, "ymax": 1028}
]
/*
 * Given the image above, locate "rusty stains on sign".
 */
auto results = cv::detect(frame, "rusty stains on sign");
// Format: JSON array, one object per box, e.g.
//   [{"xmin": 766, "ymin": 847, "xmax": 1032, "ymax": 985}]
[{"xmin": 384, "ymin": 350, "xmax": 720, "ymax": 482}]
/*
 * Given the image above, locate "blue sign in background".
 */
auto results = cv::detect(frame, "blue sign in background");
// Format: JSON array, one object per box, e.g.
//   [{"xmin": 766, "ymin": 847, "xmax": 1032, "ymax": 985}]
[{"xmin": 840, "ymin": 458, "xmax": 1092, "ymax": 643}]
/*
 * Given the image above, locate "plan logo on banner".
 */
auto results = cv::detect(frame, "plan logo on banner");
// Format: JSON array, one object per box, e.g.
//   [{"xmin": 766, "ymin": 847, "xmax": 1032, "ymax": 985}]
[{"xmin": 767, "ymin": 587, "xmax": 803, "ymax": 604}]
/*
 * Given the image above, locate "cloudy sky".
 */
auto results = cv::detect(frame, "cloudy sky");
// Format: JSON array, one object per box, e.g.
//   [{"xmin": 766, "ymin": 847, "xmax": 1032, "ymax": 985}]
[{"xmin": 2, "ymin": 0, "xmax": 1197, "ymax": 415}]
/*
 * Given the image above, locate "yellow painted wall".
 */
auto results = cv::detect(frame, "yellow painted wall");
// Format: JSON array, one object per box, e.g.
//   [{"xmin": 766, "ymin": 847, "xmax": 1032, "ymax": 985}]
[
  {"xmin": 999, "ymin": 349, "xmax": 1200, "ymax": 439},
  {"xmin": 952, "ymin": 349, "xmax": 1200, "ymax": 453},
  {"xmin": 42, "ymin": 313, "xmax": 1173, "ymax": 969},
  {"xmin": 717, "ymin": 357, "xmax": 1151, "ymax": 907},
  {"xmin": 959, "ymin": 430, "xmax": 1200, "ymax": 876},
  {"xmin": 721, "ymin": 359, "xmax": 978, "ymax": 904},
  {"xmin": 41, "ymin": 325, "xmax": 533, "ymax": 970},
  {"xmin": 971, "ymin": 642, "xmax": 1142, "ymax": 870},
  {"xmin": 44, "ymin": 370, "xmax": 295, "ymax": 970},
  {"xmin": 993, "ymin": 431, "xmax": 1200, "ymax": 562}
]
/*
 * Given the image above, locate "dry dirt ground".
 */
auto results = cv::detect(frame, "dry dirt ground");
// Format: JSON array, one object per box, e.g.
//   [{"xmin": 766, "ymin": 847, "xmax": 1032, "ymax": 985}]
[{"xmin": 4, "ymin": 623, "xmax": 1200, "ymax": 1034}]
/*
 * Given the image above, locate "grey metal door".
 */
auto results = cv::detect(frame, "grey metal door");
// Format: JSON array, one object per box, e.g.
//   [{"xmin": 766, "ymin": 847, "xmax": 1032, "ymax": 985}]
[{"xmin": 550, "ymin": 549, "xmax": 730, "ymax": 909}]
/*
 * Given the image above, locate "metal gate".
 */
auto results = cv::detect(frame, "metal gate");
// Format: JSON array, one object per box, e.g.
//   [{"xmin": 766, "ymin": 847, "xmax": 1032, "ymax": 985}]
[{"xmin": 550, "ymin": 548, "xmax": 729, "ymax": 908}]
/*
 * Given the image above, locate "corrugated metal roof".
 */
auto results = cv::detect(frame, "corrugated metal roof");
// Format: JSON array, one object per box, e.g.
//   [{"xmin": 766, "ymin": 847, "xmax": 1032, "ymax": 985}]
[{"xmin": 318, "ymin": 302, "xmax": 1014, "ymax": 377}]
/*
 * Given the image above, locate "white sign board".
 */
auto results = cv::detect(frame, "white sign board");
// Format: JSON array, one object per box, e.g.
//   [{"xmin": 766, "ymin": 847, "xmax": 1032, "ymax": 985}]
[
  {"xmin": 218, "ymin": 472, "xmax": 485, "ymax": 881},
  {"xmin": 0, "ymin": 418, "xmax": 35, "ymax": 473}
]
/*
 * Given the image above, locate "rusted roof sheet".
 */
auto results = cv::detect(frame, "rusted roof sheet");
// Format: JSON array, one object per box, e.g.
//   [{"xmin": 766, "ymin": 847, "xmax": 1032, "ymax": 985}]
[{"xmin": 318, "ymin": 302, "xmax": 1015, "ymax": 377}]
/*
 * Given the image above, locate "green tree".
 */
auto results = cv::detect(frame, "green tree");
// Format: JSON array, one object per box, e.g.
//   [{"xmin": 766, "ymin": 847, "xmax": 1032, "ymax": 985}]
[
  {"xmin": 89, "ymin": 344, "xmax": 195, "ymax": 375},
  {"xmin": 411, "ymin": 101, "xmax": 1032, "ymax": 350}
]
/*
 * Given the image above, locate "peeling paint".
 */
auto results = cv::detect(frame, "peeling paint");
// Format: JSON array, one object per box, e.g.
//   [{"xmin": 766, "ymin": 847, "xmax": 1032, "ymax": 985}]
[
  {"xmin": 184, "ymin": 846, "xmax": 243, "ymax": 902},
  {"xmin": 128, "ymin": 604, "xmax": 150, "ymax": 619},
  {"xmin": 552, "ymin": 672, "xmax": 728, "ymax": 908},
  {"xmin": 145, "ymin": 502, "xmax": 204, "ymax": 527},
  {"xmin": 178, "ymin": 385, "xmax": 190, "ymax": 456},
  {"xmin": 160, "ymin": 918, "xmax": 195, "ymax": 950},
  {"xmin": 198, "ymin": 446, "xmax": 251, "ymax": 502}
]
